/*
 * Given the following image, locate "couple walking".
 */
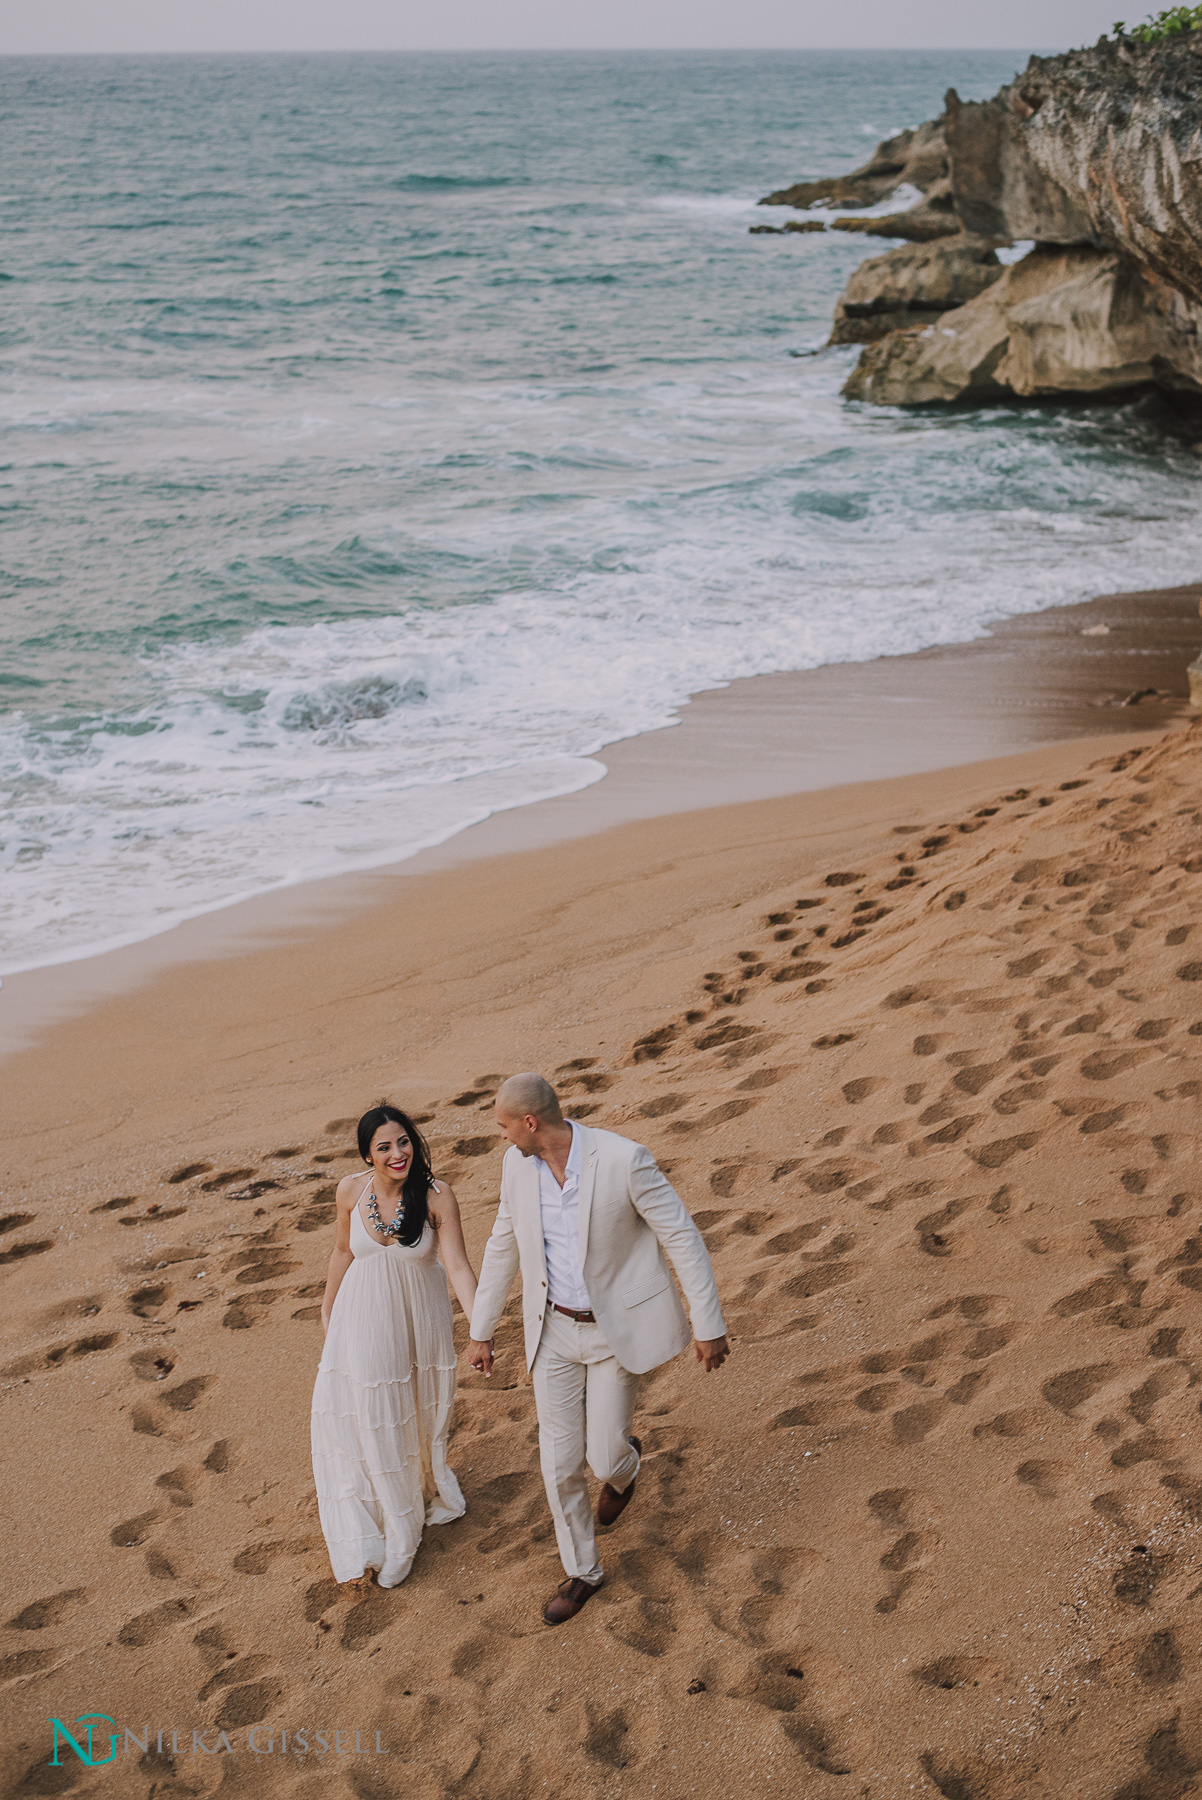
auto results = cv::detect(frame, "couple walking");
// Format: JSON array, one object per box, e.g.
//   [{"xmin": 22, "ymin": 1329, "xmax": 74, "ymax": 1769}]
[{"xmin": 311, "ymin": 1072, "xmax": 729, "ymax": 1624}]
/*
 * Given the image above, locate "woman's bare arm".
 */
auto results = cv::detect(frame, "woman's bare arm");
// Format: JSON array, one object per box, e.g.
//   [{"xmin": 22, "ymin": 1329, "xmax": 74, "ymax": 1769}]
[
  {"xmin": 429, "ymin": 1181, "xmax": 478, "ymax": 1320},
  {"xmin": 319, "ymin": 1175, "xmax": 362, "ymax": 1336}
]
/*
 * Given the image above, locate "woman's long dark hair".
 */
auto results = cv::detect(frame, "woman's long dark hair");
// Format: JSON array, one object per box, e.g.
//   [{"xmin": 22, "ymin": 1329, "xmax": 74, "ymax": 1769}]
[{"xmin": 356, "ymin": 1103, "xmax": 434, "ymax": 1246}]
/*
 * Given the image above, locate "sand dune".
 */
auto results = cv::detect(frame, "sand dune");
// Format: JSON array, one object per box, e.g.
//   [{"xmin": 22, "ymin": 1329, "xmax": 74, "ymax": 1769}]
[{"xmin": 3, "ymin": 720, "xmax": 1202, "ymax": 1798}]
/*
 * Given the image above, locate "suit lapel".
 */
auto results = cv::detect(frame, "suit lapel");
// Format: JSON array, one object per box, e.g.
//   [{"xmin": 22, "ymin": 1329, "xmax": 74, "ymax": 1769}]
[
  {"xmin": 518, "ymin": 1150, "xmax": 547, "ymax": 1287},
  {"xmin": 575, "ymin": 1124, "xmax": 598, "ymax": 1267}
]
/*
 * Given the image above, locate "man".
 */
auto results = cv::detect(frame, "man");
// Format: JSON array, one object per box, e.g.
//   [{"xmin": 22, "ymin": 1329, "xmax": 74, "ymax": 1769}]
[{"xmin": 467, "ymin": 1073, "xmax": 729, "ymax": 1626}]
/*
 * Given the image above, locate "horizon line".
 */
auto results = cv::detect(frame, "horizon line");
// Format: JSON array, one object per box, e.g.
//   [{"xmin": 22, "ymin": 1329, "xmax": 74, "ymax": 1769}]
[{"xmin": 0, "ymin": 44, "xmax": 1066, "ymax": 58}]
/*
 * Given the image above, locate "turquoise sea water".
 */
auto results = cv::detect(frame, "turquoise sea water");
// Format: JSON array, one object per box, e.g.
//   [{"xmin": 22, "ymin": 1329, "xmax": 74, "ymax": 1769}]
[{"xmin": 3, "ymin": 50, "xmax": 1201, "ymax": 971}]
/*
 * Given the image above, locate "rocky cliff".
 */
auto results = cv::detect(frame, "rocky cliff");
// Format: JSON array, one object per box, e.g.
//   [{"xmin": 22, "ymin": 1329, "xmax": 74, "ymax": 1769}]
[
  {"xmin": 947, "ymin": 36, "xmax": 1202, "ymax": 305},
  {"xmin": 822, "ymin": 36, "xmax": 1202, "ymax": 404},
  {"xmin": 759, "ymin": 117, "xmax": 962, "ymax": 242}
]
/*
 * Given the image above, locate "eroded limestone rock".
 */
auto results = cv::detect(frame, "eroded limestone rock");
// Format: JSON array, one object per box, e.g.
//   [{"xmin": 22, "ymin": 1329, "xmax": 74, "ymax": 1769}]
[
  {"xmin": 760, "ymin": 118, "xmax": 946, "ymax": 211},
  {"xmin": 843, "ymin": 245, "xmax": 1202, "ymax": 405},
  {"xmin": 829, "ymin": 238, "xmax": 1004, "ymax": 346}
]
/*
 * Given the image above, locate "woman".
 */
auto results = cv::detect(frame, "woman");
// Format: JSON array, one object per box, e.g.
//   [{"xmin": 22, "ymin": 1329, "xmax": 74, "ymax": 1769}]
[{"xmin": 311, "ymin": 1102, "xmax": 479, "ymax": 1589}]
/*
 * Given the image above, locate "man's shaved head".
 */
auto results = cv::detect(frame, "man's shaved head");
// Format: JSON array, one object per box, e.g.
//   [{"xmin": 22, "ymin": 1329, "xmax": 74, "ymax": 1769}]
[{"xmin": 496, "ymin": 1073, "xmax": 563, "ymax": 1123}]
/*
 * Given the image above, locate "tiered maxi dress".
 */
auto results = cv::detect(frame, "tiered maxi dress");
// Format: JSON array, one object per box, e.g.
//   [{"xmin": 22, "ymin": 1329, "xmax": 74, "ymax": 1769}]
[{"xmin": 310, "ymin": 1199, "xmax": 465, "ymax": 1587}]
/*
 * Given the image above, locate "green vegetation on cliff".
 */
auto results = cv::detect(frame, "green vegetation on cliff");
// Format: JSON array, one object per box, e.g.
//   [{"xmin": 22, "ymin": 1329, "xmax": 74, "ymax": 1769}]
[{"xmin": 1112, "ymin": 6, "xmax": 1202, "ymax": 41}]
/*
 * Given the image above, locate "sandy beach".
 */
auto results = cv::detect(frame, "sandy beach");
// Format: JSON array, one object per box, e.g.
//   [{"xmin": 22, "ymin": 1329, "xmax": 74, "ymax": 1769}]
[{"xmin": 2, "ymin": 576, "xmax": 1201, "ymax": 1796}]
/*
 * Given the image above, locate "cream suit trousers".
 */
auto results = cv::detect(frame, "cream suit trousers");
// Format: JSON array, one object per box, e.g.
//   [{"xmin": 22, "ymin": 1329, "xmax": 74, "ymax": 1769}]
[{"xmin": 531, "ymin": 1305, "xmax": 641, "ymax": 1586}]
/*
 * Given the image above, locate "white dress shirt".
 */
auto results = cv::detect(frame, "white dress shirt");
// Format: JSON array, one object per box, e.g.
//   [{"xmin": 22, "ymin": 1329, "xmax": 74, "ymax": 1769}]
[{"xmin": 536, "ymin": 1122, "xmax": 592, "ymax": 1311}]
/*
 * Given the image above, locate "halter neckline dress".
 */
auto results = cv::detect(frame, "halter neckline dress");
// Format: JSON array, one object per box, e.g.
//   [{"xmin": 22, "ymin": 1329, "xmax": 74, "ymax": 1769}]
[{"xmin": 310, "ymin": 1190, "xmax": 465, "ymax": 1587}]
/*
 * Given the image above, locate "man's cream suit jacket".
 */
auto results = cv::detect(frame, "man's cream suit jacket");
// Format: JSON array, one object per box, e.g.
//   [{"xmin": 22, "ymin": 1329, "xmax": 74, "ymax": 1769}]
[{"xmin": 469, "ymin": 1123, "xmax": 726, "ymax": 1376}]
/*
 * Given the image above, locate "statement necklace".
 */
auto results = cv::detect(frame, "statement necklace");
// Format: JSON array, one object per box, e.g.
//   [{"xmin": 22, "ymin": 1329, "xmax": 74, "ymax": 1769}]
[{"xmin": 365, "ymin": 1187, "xmax": 406, "ymax": 1241}]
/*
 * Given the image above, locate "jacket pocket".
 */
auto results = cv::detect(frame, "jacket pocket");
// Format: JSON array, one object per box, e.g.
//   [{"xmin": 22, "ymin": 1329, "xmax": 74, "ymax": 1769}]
[{"xmin": 623, "ymin": 1270, "xmax": 671, "ymax": 1309}]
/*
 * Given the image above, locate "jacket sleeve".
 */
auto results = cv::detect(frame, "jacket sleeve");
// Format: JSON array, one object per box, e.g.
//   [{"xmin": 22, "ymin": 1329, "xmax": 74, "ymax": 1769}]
[
  {"xmin": 627, "ymin": 1143, "xmax": 727, "ymax": 1341},
  {"xmin": 469, "ymin": 1165, "xmax": 521, "ymax": 1342}
]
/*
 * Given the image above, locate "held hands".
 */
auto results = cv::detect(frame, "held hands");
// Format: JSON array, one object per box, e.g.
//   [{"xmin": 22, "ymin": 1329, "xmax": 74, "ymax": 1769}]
[
  {"xmin": 694, "ymin": 1334, "xmax": 730, "ymax": 1373},
  {"xmin": 469, "ymin": 1336, "xmax": 725, "ymax": 1373}
]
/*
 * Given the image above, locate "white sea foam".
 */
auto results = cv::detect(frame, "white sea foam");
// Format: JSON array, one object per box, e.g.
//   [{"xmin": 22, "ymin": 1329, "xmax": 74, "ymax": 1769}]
[{"xmin": 4, "ymin": 356, "xmax": 1200, "ymax": 975}]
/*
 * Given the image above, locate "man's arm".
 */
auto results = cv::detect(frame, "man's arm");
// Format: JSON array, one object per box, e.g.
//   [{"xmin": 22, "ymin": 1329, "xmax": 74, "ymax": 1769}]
[
  {"xmin": 467, "ymin": 1176, "xmax": 521, "ymax": 1375},
  {"xmin": 627, "ymin": 1144, "xmax": 728, "ymax": 1362}
]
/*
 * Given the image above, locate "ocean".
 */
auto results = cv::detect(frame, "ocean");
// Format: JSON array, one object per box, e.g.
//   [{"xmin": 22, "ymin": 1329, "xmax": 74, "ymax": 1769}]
[{"xmin": 3, "ymin": 48, "xmax": 1201, "ymax": 974}]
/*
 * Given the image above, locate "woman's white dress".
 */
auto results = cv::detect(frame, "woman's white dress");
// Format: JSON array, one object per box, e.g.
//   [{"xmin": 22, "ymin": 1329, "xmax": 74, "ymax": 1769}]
[{"xmin": 310, "ymin": 1196, "xmax": 465, "ymax": 1587}]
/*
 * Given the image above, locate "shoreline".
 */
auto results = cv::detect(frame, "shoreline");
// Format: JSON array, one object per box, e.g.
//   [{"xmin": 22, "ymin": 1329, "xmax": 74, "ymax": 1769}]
[{"xmin": 1, "ymin": 579, "xmax": 1197, "ymax": 1061}]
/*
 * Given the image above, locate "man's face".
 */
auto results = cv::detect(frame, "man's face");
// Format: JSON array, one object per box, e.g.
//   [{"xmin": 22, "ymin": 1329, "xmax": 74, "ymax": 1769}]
[{"xmin": 495, "ymin": 1105, "xmax": 540, "ymax": 1157}]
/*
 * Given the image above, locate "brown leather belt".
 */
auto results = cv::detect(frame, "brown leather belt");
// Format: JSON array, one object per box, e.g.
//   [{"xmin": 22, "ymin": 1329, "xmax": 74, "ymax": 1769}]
[{"xmin": 552, "ymin": 1303, "xmax": 596, "ymax": 1322}]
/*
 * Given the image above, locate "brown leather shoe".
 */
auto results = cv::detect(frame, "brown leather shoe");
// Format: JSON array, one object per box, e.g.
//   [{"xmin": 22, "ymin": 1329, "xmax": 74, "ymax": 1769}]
[
  {"xmin": 597, "ymin": 1435, "xmax": 642, "ymax": 1528},
  {"xmin": 542, "ymin": 1577, "xmax": 602, "ymax": 1626}
]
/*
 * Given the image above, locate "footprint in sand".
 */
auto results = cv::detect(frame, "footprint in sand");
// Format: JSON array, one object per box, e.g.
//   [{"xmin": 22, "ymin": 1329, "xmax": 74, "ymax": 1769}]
[
  {"xmin": 303, "ymin": 1578, "xmax": 339, "ymax": 1623},
  {"xmin": 604, "ymin": 1597, "xmax": 677, "ymax": 1660},
  {"xmin": 0, "ymin": 1649, "xmax": 58, "ymax": 1684},
  {"xmin": 637, "ymin": 1093, "xmax": 688, "ymax": 1118},
  {"xmin": 127, "ymin": 1281, "xmax": 174, "ymax": 1319},
  {"xmin": 341, "ymin": 1589, "xmax": 397, "ymax": 1651},
  {"xmin": 117, "ymin": 1595, "xmax": 196, "ymax": 1647},
  {"xmin": 224, "ymin": 1283, "xmax": 309, "ymax": 1329},
  {"xmin": 867, "ymin": 1490, "xmax": 940, "ymax": 1614},
  {"xmin": 709, "ymin": 1161, "xmax": 758, "ymax": 1200},
  {"xmin": 224, "ymin": 1247, "xmax": 301, "ymax": 1287},
  {"xmin": 710, "ymin": 1547, "xmax": 824, "ymax": 1645},
  {"xmin": 231, "ymin": 1539, "xmax": 313, "ymax": 1576},
  {"xmin": 1112, "ymin": 1545, "xmax": 1163, "ymax": 1608},
  {"xmin": 129, "ymin": 1348, "xmax": 176, "ymax": 1382},
  {"xmin": 914, "ymin": 1653, "xmax": 1005, "ymax": 1691},
  {"xmin": 295, "ymin": 1186, "xmax": 337, "ymax": 1233},
  {"xmin": 5, "ymin": 1589, "xmax": 87, "ymax": 1631},
  {"xmin": 880, "ymin": 1529, "xmax": 941, "ymax": 1573},
  {"xmin": 921, "ymin": 1748, "xmax": 1040, "ymax": 1798},
  {"xmin": 161, "ymin": 1374, "xmax": 215, "ymax": 1412},
  {"xmin": 0, "ymin": 1238, "xmax": 55, "ymax": 1268},
  {"xmin": 914, "ymin": 1198, "xmax": 974, "ymax": 1258},
  {"xmin": 154, "ymin": 1465, "xmax": 206, "ymax": 1509},
  {"xmin": 940, "ymin": 1351, "xmax": 994, "ymax": 1400},
  {"xmin": 1014, "ymin": 1459, "xmax": 1069, "ymax": 1499},
  {"xmin": 1127, "ymin": 1364, "xmax": 1189, "ymax": 1423},
  {"xmin": 841, "ymin": 1076, "xmax": 888, "ymax": 1105},
  {"xmin": 129, "ymin": 1370, "xmax": 217, "ymax": 1436},
  {"xmin": 1110, "ymin": 1428, "xmax": 1181, "ymax": 1469},
  {"xmin": 199, "ymin": 1167, "xmax": 255, "ymax": 1191},
  {"xmin": 191, "ymin": 1630, "xmax": 282, "ymax": 1728},
  {"xmin": 629, "ymin": 1023, "xmax": 679, "ymax": 1063},
  {"xmin": 110, "ymin": 1507, "xmax": 170, "ymax": 1548},
  {"xmin": 1041, "ymin": 1364, "xmax": 1115, "ymax": 1415},
  {"xmin": 3, "ymin": 1331, "xmax": 120, "ymax": 1378},
  {"xmin": 855, "ymin": 1382, "xmax": 901, "ymax": 1414},
  {"xmin": 973, "ymin": 1408, "xmax": 1043, "ymax": 1440}
]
